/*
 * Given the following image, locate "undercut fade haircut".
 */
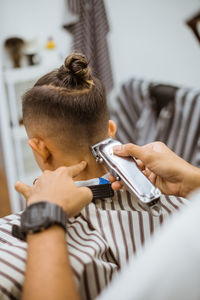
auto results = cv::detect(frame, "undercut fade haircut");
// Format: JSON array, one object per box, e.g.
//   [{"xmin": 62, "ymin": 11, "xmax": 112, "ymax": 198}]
[{"xmin": 22, "ymin": 53, "xmax": 109, "ymax": 150}]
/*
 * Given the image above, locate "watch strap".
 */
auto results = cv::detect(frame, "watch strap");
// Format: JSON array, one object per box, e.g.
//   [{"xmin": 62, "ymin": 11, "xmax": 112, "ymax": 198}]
[{"xmin": 12, "ymin": 224, "xmax": 26, "ymax": 241}]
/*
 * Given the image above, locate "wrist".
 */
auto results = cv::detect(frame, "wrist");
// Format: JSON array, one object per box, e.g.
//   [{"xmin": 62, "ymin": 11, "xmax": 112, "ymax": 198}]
[
  {"xmin": 181, "ymin": 166, "xmax": 200, "ymax": 197},
  {"xmin": 27, "ymin": 197, "xmax": 64, "ymax": 210},
  {"xmin": 27, "ymin": 224, "xmax": 65, "ymax": 243}
]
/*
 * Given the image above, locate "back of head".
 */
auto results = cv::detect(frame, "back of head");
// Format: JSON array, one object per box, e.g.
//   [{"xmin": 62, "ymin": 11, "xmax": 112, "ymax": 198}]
[{"xmin": 22, "ymin": 53, "xmax": 109, "ymax": 152}]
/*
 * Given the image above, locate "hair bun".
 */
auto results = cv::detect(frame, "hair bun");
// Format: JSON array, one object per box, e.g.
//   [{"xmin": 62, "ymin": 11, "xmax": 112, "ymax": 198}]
[{"xmin": 58, "ymin": 53, "xmax": 92, "ymax": 88}]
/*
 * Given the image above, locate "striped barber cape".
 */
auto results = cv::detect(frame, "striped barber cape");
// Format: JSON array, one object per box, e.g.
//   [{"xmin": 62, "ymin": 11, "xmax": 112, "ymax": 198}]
[
  {"xmin": 112, "ymin": 78, "xmax": 200, "ymax": 167},
  {"xmin": 0, "ymin": 189, "xmax": 188, "ymax": 300}
]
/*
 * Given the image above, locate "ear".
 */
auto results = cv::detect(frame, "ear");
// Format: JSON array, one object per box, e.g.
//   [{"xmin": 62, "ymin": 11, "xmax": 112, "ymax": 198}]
[
  {"xmin": 28, "ymin": 138, "xmax": 50, "ymax": 163},
  {"xmin": 107, "ymin": 120, "xmax": 117, "ymax": 139}
]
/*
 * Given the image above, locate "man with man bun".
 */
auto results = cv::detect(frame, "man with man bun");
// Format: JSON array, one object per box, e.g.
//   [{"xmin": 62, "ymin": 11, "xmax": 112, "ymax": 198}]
[{"xmin": 0, "ymin": 53, "xmax": 189, "ymax": 300}]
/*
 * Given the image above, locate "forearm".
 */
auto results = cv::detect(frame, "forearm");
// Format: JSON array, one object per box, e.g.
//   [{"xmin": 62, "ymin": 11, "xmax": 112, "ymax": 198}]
[
  {"xmin": 22, "ymin": 226, "xmax": 80, "ymax": 300},
  {"xmin": 182, "ymin": 165, "xmax": 200, "ymax": 197}
]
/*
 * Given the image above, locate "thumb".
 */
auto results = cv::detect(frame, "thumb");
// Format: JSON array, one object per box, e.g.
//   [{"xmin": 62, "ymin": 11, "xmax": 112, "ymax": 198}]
[
  {"xmin": 68, "ymin": 187, "xmax": 93, "ymax": 218},
  {"xmin": 15, "ymin": 181, "xmax": 31, "ymax": 200},
  {"xmin": 113, "ymin": 143, "xmax": 143, "ymax": 159},
  {"xmin": 78, "ymin": 186, "xmax": 93, "ymax": 205}
]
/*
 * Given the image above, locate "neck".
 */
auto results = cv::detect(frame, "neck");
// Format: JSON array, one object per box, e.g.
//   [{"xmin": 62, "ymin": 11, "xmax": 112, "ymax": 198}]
[
  {"xmin": 74, "ymin": 158, "xmax": 107, "ymax": 181},
  {"xmin": 50, "ymin": 151, "xmax": 108, "ymax": 181}
]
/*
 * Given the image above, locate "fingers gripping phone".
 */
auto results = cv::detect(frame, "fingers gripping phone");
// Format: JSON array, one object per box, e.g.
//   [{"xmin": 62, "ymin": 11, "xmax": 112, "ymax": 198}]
[{"xmin": 90, "ymin": 138, "xmax": 162, "ymax": 216}]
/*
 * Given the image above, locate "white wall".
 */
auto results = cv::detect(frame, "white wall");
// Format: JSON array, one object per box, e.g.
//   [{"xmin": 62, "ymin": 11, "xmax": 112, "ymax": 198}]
[
  {"xmin": 106, "ymin": 0, "xmax": 200, "ymax": 90},
  {"xmin": 0, "ymin": 0, "xmax": 73, "ymax": 65},
  {"xmin": 0, "ymin": 0, "xmax": 200, "ymax": 89}
]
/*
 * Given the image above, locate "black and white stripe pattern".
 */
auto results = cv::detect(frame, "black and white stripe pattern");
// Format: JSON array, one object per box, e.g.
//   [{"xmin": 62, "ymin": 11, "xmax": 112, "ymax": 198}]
[
  {"xmin": 112, "ymin": 78, "xmax": 200, "ymax": 166},
  {"xmin": 0, "ymin": 191, "xmax": 188, "ymax": 300},
  {"xmin": 64, "ymin": 0, "xmax": 113, "ymax": 92}
]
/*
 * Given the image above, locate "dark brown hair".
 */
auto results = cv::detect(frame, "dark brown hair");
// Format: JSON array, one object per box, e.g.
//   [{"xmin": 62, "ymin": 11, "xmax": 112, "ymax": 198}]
[{"xmin": 22, "ymin": 53, "xmax": 109, "ymax": 150}]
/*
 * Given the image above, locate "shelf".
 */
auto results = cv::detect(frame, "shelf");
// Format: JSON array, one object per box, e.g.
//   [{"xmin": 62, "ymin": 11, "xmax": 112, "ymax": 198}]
[
  {"xmin": 3, "ymin": 61, "xmax": 61, "ymax": 84},
  {"xmin": 1, "ymin": 60, "xmax": 59, "ymax": 213}
]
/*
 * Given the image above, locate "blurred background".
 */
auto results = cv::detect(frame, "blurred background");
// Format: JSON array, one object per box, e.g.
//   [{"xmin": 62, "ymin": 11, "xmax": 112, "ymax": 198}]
[{"xmin": 0, "ymin": 0, "xmax": 200, "ymax": 217}]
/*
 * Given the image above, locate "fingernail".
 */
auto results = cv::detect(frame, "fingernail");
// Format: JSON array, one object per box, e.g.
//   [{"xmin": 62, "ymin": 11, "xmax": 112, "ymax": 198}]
[{"xmin": 113, "ymin": 145, "xmax": 122, "ymax": 152}]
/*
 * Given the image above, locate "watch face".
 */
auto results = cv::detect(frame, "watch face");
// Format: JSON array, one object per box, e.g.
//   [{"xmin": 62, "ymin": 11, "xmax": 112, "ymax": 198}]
[
  {"xmin": 29, "ymin": 205, "xmax": 48, "ymax": 225},
  {"xmin": 21, "ymin": 202, "xmax": 50, "ymax": 231},
  {"xmin": 21, "ymin": 201, "xmax": 66, "ymax": 234}
]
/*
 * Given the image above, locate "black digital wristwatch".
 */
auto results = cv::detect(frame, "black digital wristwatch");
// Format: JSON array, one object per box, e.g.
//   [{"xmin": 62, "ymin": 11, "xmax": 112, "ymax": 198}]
[{"xmin": 12, "ymin": 201, "xmax": 67, "ymax": 241}]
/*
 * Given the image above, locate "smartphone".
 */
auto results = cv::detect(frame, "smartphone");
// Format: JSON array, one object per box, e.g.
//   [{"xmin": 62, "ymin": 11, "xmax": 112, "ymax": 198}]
[{"xmin": 90, "ymin": 138, "xmax": 161, "ymax": 216}]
